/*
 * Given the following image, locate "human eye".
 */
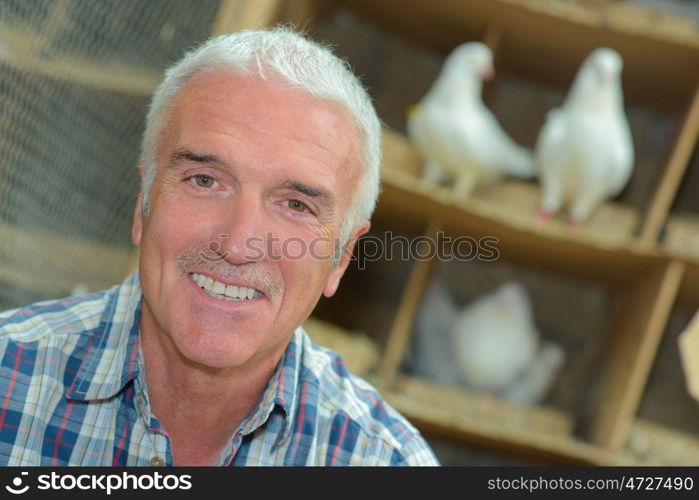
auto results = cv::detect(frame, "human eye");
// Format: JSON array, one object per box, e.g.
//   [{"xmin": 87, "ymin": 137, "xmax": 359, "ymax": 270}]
[
  {"xmin": 187, "ymin": 174, "xmax": 218, "ymax": 189},
  {"xmin": 286, "ymin": 199, "xmax": 313, "ymax": 215}
]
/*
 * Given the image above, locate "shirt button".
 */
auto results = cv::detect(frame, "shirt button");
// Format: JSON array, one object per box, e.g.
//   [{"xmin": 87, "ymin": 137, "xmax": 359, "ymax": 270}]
[
  {"xmin": 150, "ymin": 456, "xmax": 165, "ymax": 466},
  {"xmin": 135, "ymin": 394, "xmax": 144, "ymax": 406}
]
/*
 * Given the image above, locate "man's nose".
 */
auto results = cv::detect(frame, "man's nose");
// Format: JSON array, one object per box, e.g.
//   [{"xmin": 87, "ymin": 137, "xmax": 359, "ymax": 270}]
[{"xmin": 214, "ymin": 194, "xmax": 268, "ymax": 265}]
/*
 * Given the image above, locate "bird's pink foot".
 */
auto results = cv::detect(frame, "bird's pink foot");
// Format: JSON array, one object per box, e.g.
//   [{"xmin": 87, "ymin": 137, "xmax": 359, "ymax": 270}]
[
  {"xmin": 567, "ymin": 218, "xmax": 583, "ymax": 229},
  {"xmin": 535, "ymin": 210, "xmax": 553, "ymax": 225}
]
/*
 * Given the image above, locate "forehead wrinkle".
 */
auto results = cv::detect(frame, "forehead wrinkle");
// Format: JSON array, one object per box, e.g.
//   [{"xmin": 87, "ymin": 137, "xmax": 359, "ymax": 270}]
[
  {"xmin": 166, "ymin": 149, "xmax": 229, "ymax": 169},
  {"xmin": 194, "ymin": 119, "xmax": 352, "ymax": 181},
  {"xmin": 181, "ymin": 82, "xmax": 355, "ymax": 161}
]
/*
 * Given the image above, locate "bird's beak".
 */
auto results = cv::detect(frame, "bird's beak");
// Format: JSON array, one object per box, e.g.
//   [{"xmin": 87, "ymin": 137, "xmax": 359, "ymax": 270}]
[{"xmin": 480, "ymin": 63, "xmax": 495, "ymax": 81}]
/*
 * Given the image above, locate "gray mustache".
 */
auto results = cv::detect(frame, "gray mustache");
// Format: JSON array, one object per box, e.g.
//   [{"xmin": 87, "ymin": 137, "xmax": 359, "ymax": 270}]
[{"xmin": 175, "ymin": 248, "xmax": 282, "ymax": 298}]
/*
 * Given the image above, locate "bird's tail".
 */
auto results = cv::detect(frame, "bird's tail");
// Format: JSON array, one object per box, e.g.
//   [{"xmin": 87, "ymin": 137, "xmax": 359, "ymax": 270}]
[{"xmin": 501, "ymin": 144, "xmax": 536, "ymax": 179}]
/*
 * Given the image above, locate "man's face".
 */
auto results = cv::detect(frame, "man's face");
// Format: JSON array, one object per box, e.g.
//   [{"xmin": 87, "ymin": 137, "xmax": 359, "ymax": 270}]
[{"xmin": 132, "ymin": 70, "xmax": 368, "ymax": 369}]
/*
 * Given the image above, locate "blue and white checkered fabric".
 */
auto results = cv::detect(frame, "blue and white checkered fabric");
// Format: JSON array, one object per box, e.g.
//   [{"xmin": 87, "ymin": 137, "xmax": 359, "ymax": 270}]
[{"xmin": 0, "ymin": 272, "xmax": 439, "ymax": 466}]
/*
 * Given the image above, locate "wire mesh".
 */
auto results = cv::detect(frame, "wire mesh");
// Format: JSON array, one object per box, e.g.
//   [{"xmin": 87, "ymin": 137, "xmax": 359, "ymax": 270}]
[{"xmin": 0, "ymin": 0, "xmax": 222, "ymax": 310}]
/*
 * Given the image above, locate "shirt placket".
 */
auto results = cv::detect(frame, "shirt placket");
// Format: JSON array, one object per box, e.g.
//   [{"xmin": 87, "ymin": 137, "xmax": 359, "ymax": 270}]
[{"xmin": 133, "ymin": 372, "xmax": 172, "ymax": 466}]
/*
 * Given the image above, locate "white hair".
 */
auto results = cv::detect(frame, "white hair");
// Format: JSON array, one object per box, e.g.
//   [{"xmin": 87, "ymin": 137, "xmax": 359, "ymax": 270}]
[{"xmin": 140, "ymin": 26, "xmax": 382, "ymax": 260}]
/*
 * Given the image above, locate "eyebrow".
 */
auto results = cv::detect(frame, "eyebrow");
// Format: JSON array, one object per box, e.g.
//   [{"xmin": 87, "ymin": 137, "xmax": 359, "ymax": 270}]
[{"xmin": 167, "ymin": 150, "xmax": 229, "ymax": 169}]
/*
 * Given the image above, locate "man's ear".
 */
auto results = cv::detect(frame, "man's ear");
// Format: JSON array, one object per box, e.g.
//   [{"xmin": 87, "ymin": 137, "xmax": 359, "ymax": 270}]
[
  {"xmin": 131, "ymin": 163, "xmax": 145, "ymax": 246},
  {"xmin": 323, "ymin": 220, "xmax": 371, "ymax": 298}
]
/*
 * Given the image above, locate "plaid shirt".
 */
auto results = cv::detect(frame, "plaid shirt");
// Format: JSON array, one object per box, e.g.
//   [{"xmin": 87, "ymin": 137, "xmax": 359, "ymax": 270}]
[{"xmin": 0, "ymin": 272, "xmax": 438, "ymax": 466}]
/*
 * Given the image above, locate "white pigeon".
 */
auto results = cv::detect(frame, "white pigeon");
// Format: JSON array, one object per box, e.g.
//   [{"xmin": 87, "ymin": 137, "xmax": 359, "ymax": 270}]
[
  {"xmin": 536, "ymin": 47, "xmax": 634, "ymax": 224},
  {"xmin": 407, "ymin": 42, "xmax": 535, "ymax": 197},
  {"xmin": 412, "ymin": 276, "xmax": 461, "ymax": 385},
  {"xmin": 450, "ymin": 282, "xmax": 539, "ymax": 395},
  {"xmin": 502, "ymin": 341, "xmax": 565, "ymax": 406}
]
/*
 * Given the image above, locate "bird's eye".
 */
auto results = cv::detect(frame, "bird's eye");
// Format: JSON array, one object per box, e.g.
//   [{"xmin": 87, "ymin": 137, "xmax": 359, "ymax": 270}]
[
  {"xmin": 193, "ymin": 175, "xmax": 215, "ymax": 188},
  {"xmin": 288, "ymin": 200, "xmax": 308, "ymax": 212}
]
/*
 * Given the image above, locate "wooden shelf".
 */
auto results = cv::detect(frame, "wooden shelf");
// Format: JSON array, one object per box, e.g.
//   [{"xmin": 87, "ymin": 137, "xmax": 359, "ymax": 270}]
[
  {"xmin": 379, "ymin": 375, "xmax": 621, "ymax": 465},
  {"xmin": 622, "ymin": 419, "xmax": 699, "ymax": 466},
  {"xmin": 374, "ymin": 131, "xmax": 689, "ymax": 462},
  {"xmin": 664, "ymin": 214, "xmax": 699, "ymax": 264},
  {"xmin": 303, "ymin": 316, "xmax": 380, "ymax": 377},
  {"xmin": 379, "ymin": 130, "xmax": 673, "ymax": 291},
  {"xmin": 382, "ymin": 130, "xmax": 641, "ymax": 251},
  {"xmin": 338, "ymin": 0, "xmax": 699, "ymax": 110}
]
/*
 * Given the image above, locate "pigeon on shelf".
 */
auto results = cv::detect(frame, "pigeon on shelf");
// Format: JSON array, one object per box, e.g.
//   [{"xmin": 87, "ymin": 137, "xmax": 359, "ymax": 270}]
[
  {"xmin": 502, "ymin": 341, "xmax": 566, "ymax": 406},
  {"xmin": 413, "ymin": 277, "xmax": 566, "ymax": 405},
  {"xmin": 536, "ymin": 47, "xmax": 634, "ymax": 225},
  {"xmin": 451, "ymin": 282, "xmax": 540, "ymax": 396},
  {"xmin": 406, "ymin": 42, "xmax": 535, "ymax": 198}
]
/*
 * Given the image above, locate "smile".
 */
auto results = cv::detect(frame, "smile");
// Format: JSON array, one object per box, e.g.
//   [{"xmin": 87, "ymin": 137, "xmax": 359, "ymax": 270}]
[{"xmin": 189, "ymin": 272, "xmax": 263, "ymax": 301}]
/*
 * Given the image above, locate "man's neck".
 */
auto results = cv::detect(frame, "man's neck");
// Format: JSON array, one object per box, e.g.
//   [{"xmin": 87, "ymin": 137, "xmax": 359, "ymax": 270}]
[{"xmin": 138, "ymin": 308, "xmax": 287, "ymax": 465}]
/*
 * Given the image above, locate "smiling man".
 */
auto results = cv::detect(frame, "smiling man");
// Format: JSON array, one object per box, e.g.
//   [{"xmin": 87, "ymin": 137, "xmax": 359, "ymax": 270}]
[{"xmin": 0, "ymin": 27, "xmax": 438, "ymax": 466}]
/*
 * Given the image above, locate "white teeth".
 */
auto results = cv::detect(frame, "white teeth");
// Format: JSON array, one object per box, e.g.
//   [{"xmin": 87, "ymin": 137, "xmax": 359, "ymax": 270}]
[{"xmin": 190, "ymin": 273, "xmax": 261, "ymax": 301}]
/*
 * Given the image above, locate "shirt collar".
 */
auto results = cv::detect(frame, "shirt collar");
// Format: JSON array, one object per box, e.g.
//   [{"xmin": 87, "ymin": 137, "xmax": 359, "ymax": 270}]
[
  {"xmin": 65, "ymin": 270, "xmax": 305, "ymax": 445},
  {"xmin": 65, "ymin": 271, "xmax": 143, "ymax": 401}
]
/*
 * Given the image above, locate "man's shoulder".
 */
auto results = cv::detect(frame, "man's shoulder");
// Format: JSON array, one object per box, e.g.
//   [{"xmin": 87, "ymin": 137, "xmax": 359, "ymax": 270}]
[
  {"xmin": 0, "ymin": 291, "xmax": 111, "ymax": 345},
  {"xmin": 297, "ymin": 328, "xmax": 439, "ymax": 465}
]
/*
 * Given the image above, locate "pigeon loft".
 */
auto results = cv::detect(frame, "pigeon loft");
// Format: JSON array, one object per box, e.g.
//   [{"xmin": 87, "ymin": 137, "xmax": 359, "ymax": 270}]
[
  {"xmin": 365, "ymin": 204, "xmax": 684, "ymax": 464},
  {"xmin": 2, "ymin": 0, "xmax": 698, "ymax": 467},
  {"xmin": 300, "ymin": 0, "xmax": 699, "ymax": 251},
  {"xmin": 282, "ymin": 0, "xmax": 699, "ymax": 464}
]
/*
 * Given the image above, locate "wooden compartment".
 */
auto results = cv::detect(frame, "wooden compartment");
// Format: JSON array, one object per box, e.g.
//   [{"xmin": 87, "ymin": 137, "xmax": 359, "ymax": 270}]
[
  {"xmin": 621, "ymin": 263, "xmax": 699, "ymax": 465},
  {"xmin": 405, "ymin": 256, "xmax": 612, "ymax": 418},
  {"xmin": 371, "ymin": 182, "xmax": 682, "ymax": 462},
  {"xmin": 304, "ymin": 0, "xmax": 699, "ymax": 249},
  {"xmin": 303, "ymin": 316, "xmax": 380, "ymax": 377},
  {"xmin": 279, "ymin": 0, "xmax": 698, "ymax": 464}
]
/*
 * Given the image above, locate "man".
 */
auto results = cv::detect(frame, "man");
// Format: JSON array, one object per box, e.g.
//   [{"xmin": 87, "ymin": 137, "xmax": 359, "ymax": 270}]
[{"xmin": 0, "ymin": 27, "xmax": 439, "ymax": 466}]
